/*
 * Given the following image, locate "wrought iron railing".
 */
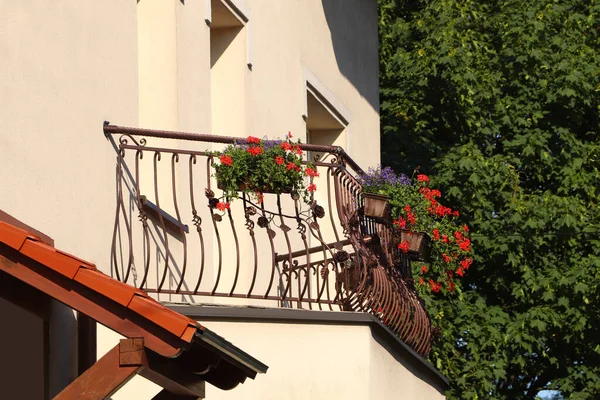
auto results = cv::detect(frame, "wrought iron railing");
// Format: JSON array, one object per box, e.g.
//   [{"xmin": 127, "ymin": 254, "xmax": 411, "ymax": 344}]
[{"xmin": 104, "ymin": 123, "xmax": 432, "ymax": 356}]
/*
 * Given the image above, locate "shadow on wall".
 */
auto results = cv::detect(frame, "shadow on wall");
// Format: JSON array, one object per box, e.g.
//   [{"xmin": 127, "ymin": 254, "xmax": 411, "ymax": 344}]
[{"xmin": 321, "ymin": 0, "xmax": 380, "ymax": 113}]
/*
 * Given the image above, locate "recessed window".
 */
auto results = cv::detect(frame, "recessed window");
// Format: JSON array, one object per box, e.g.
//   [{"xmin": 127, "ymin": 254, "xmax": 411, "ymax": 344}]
[
  {"xmin": 210, "ymin": 0, "xmax": 247, "ymax": 136},
  {"xmin": 305, "ymin": 84, "xmax": 347, "ymax": 162}
]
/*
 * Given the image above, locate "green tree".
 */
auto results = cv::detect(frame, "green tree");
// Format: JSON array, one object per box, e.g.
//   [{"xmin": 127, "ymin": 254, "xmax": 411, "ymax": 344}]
[{"xmin": 379, "ymin": 0, "xmax": 600, "ymax": 398}]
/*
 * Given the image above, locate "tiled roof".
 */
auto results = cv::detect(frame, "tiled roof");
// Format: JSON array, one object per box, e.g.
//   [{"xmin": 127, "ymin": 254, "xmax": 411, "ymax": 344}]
[
  {"xmin": 0, "ymin": 221, "xmax": 199, "ymax": 344},
  {"xmin": 0, "ymin": 220, "xmax": 267, "ymax": 390}
]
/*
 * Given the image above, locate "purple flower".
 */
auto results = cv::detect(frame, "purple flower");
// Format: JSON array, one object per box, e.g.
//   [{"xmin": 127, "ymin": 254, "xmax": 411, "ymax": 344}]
[
  {"xmin": 359, "ymin": 165, "xmax": 410, "ymax": 193},
  {"xmin": 263, "ymin": 139, "xmax": 283, "ymax": 150}
]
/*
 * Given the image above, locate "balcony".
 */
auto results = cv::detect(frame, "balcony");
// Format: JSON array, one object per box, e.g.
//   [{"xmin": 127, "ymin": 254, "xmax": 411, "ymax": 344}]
[{"xmin": 104, "ymin": 123, "xmax": 432, "ymax": 357}]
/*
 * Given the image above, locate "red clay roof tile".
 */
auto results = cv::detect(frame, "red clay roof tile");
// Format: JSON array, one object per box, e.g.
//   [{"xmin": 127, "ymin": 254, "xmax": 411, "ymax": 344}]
[
  {"xmin": 129, "ymin": 295, "xmax": 197, "ymax": 339},
  {"xmin": 0, "ymin": 221, "xmax": 199, "ymax": 343},
  {"xmin": 74, "ymin": 269, "xmax": 137, "ymax": 307},
  {"xmin": 20, "ymin": 240, "xmax": 84, "ymax": 279},
  {"xmin": 0, "ymin": 221, "xmax": 40, "ymax": 251}
]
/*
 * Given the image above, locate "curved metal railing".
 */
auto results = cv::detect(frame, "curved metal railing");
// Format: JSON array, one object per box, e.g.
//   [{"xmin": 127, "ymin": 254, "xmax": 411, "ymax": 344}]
[{"xmin": 104, "ymin": 123, "xmax": 431, "ymax": 356}]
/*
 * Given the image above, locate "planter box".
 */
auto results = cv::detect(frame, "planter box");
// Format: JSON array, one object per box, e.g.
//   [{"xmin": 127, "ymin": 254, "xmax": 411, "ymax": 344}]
[
  {"xmin": 217, "ymin": 178, "xmax": 290, "ymax": 194},
  {"xmin": 363, "ymin": 193, "xmax": 389, "ymax": 219},
  {"xmin": 399, "ymin": 230, "xmax": 431, "ymax": 262}
]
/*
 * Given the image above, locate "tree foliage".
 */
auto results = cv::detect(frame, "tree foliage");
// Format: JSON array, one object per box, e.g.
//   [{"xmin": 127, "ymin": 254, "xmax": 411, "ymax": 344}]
[{"xmin": 379, "ymin": 0, "xmax": 600, "ymax": 398}]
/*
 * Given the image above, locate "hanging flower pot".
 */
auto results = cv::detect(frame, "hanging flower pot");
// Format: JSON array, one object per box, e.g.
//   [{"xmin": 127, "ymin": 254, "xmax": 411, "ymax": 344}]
[
  {"xmin": 398, "ymin": 229, "xmax": 431, "ymax": 262},
  {"xmin": 217, "ymin": 177, "xmax": 291, "ymax": 194},
  {"xmin": 212, "ymin": 134, "xmax": 317, "ymax": 205},
  {"xmin": 339, "ymin": 265, "xmax": 361, "ymax": 291},
  {"xmin": 363, "ymin": 192, "xmax": 390, "ymax": 219}
]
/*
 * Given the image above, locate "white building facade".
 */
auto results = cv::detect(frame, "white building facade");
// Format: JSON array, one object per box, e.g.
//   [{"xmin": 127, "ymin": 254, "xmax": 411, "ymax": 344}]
[{"xmin": 0, "ymin": 1, "xmax": 446, "ymax": 399}]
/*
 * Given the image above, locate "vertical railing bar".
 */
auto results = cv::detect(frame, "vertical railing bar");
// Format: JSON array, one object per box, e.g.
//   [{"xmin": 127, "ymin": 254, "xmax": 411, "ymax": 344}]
[
  {"xmin": 243, "ymin": 193, "xmax": 259, "ymax": 297},
  {"xmin": 326, "ymin": 166, "xmax": 341, "ymax": 243},
  {"xmin": 261, "ymin": 200, "xmax": 278, "ymax": 299},
  {"xmin": 276, "ymin": 195, "xmax": 295, "ymax": 304},
  {"xmin": 136, "ymin": 150, "xmax": 152, "ymax": 289},
  {"xmin": 170, "ymin": 154, "xmax": 188, "ymax": 293},
  {"xmin": 294, "ymin": 199, "xmax": 312, "ymax": 309},
  {"xmin": 227, "ymin": 204, "xmax": 242, "ymax": 297},
  {"xmin": 189, "ymin": 155, "xmax": 206, "ymax": 294},
  {"xmin": 110, "ymin": 148, "xmax": 124, "ymax": 282},
  {"xmin": 153, "ymin": 152, "xmax": 171, "ymax": 292},
  {"xmin": 207, "ymin": 156, "xmax": 224, "ymax": 296}
]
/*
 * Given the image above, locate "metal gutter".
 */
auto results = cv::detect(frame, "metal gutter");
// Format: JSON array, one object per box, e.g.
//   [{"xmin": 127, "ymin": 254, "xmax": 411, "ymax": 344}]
[{"xmin": 194, "ymin": 328, "xmax": 268, "ymax": 377}]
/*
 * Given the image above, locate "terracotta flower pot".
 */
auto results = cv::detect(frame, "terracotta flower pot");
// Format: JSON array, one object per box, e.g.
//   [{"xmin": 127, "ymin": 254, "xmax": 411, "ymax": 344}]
[
  {"xmin": 363, "ymin": 192, "xmax": 389, "ymax": 219},
  {"xmin": 399, "ymin": 230, "xmax": 431, "ymax": 262},
  {"xmin": 340, "ymin": 266, "xmax": 361, "ymax": 291}
]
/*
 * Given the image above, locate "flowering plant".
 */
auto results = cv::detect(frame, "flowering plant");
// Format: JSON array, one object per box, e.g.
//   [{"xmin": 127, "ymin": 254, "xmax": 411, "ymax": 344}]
[
  {"xmin": 358, "ymin": 165, "xmax": 411, "ymax": 195},
  {"xmin": 387, "ymin": 172, "xmax": 472, "ymax": 295},
  {"xmin": 212, "ymin": 133, "xmax": 318, "ymax": 205}
]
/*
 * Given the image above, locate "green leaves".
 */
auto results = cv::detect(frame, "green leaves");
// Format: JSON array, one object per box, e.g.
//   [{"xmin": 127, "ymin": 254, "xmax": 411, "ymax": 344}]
[{"xmin": 379, "ymin": 0, "xmax": 600, "ymax": 398}]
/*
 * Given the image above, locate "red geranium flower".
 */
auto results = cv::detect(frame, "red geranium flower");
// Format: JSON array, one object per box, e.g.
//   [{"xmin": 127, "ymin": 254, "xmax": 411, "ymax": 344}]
[
  {"xmin": 305, "ymin": 167, "xmax": 319, "ymax": 177},
  {"xmin": 247, "ymin": 146, "xmax": 264, "ymax": 156},
  {"xmin": 407, "ymin": 212, "xmax": 416, "ymax": 225},
  {"xmin": 432, "ymin": 228, "xmax": 440, "ymax": 240},
  {"xmin": 307, "ymin": 183, "xmax": 317, "ymax": 192},
  {"xmin": 281, "ymin": 142, "xmax": 292, "ymax": 151},
  {"xmin": 429, "ymin": 279, "xmax": 441, "ymax": 292},
  {"xmin": 287, "ymin": 131, "xmax": 293, "ymax": 138},
  {"xmin": 421, "ymin": 265, "xmax": 428, "ymax": 274},
  {"xmin": 393, "ymin": 216, "xmax": 407, "ymax": 229},
  {"xmin": 256, "ymin": 191, "xmax": 264, "ymax": 203},
  {"xmin": 275, "ymin": 156, "xmax": 285, "ymax": 165},
  {"xmin": 460, "ymin": 258, "xmax": 473, "ymax": 270},
  {"xmin": 216, "ymin": 202, "xmax": 230, "ymax": 211},
  {"xmin": 247, "ymin": 136, "xmax": 260, "ymax": 144},
  {"xmin": 398, "ymin": 240, "xmax": 410, "ymax": 253},
  {"xmin": 459, "ymin": 238, "xmax": 471, "ymax": 252},
  {"xmin": 417, "ymin": 174, "xmax": 430, "ymax": 182},
  {"xmin": 463, "ymin": 225, "xmax": 469, "ymax": 232},
  {"xmin": 220, "ymin": 155, "xmax": 232, "ymax": 166}
]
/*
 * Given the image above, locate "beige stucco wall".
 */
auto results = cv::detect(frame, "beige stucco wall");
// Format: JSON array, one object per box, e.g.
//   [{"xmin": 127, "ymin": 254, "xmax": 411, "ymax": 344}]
[
  {"xmin": 202, "ymin": 320, "xmax": 444, "ymax": 400},
  {"xmin": 98, "ymin": 318, "xmax": 445, "ymax": 400},
  {"xmin": 244, "ymin": 0, "xmax": 380, "ymax": 168},
  {"xmin": 0, "ymin": 1, "xmax": 435, "ymax": 399},
  {"xmin": 109, "ymin": 0, "xmax": 381, "ymax": 308},
  {"xmin": 0, "ymin": 1, "xmax": 138, "ymax": 396}
]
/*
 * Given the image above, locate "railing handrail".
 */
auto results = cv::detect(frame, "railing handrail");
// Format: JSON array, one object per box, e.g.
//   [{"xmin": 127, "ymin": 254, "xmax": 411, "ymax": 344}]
[{"xmin": 103, "ymin": 122, "xmax": 364, "ymax": 174}]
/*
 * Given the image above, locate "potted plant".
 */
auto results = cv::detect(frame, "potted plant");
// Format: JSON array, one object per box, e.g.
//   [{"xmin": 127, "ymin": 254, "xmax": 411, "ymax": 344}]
[
  {"xmin": 212, "ymin": 133, "xmax": 319, "ymax": 205},
  {"xmin": 358, "ymin": 166, "xmax": 410, "ymax": 219},
  {"xmin": 334, "ymin": 252, "xmax": 362, "ymax": 291},
  {"xmin": 388, "ymin": 173, "xmax": 472, "ymax": 295},
  {"xmin": 398, "ymin": 229, "xmax": 431, "ymax": 262}
]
